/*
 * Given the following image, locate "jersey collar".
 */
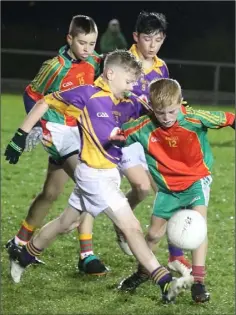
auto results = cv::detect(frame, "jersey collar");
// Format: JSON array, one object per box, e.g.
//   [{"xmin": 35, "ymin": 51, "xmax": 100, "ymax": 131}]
[{"xmin": 129, "ymin": 44, "xmax": 164, "ymax": 75}]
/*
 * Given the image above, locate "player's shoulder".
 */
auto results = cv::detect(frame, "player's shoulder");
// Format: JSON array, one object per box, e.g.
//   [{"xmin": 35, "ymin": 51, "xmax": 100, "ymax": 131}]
[
  {"xmin": 88, "ymin": 50, "xmax": 103, "ymax": 65},
  {"xmin": 155, "ymin": 56, "xmax": 168, "ymax": 68},
  {"xmin": 179, "ymin": 106, "xmax": 204, "ymax": 127},
  {"xmin": 41, "ymin": 55, "xmax": 61, "ymax": 69},
  {"xmin": 125, "ymin": 114, "xmax": 152, "ymax": 128}
]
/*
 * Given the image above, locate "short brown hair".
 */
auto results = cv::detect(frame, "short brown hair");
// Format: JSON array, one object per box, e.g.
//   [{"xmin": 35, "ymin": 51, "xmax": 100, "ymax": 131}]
[
  {"xmin": 104, "ymin": 49, "xmax": 142, "ymax": 77},
  {"xmin": 69, "ymin": 15, "xmax": 97, "ymax": 37},
  {"xmin": 149, "ymin": 78, "xmax": 182, "ymax": 109}
]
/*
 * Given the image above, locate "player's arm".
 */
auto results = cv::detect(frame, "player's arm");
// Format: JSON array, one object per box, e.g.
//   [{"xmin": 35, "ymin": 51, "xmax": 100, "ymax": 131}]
[
  {"xmin": 108, "ymin": 117, "xmax": 144, "ymax": 147},
  {"xmin": 121, "ymin": 116, "xmax": 146, "ymax": 145},
  {"xmin": 4, "ymin": 87, "xmax": 86, "ymax": 164},
  {"xmin": 24, "ymin": 59, "xmax": 61, "ymax": 113},
  {"xmin": 186, "ymin": 107, "xmax": 235, "ymax": 129}
]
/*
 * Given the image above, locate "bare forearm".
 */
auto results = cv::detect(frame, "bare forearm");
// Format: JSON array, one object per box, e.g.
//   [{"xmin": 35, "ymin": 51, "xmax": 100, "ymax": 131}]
[{"xmin": 19, "ymin": 99, "xmax": 49, "ymax": 133}]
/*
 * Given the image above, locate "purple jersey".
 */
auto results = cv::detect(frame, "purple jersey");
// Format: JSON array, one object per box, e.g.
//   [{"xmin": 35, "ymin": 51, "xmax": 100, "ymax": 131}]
[
  {"xmin": 130, "ymin": 44, "xmax": 169, "ymax": 98},
  {"xmin": 44, "ymin": 77, "xmax": 138, "ymax": 169},
  {"xmin": 129, "ymin": 44, "xmax": 169, "ymax": 113}
]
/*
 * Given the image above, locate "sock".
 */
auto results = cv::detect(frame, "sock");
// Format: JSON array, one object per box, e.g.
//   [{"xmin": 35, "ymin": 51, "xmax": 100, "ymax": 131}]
[
  {"xmin": 26, "ymin": 239, "xmax": 43, "ymax": 257},
  {"xmin": 151, "ymin": 266, "xmax": 172, "ymax": 286},
  {"xmin": 15, "ymin": 220, "xmax": 36, "ymax": 245},
  {"xmin": 168, "ymin": 243, "xmax": 184, "ymax": 258},
  {"xmin": 17, "ymin": 240, "xmax": 44, "ymax": 267},
  {"xmin": 78, "ymin": 234, "xmax": 94, "ymax": 259},
  {"xmin": 137, "ymin": 263, "xmax": 150, "ymax": 279},
  {"xmin": 192, "ymin": 265, "xmax": 206, "ymax": 284}
]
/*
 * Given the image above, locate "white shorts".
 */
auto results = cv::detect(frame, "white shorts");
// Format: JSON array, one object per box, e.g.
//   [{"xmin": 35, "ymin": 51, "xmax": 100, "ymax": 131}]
[
  {"xmin": 68, "ymin": 163, "xmax": 128, "ymax": 217},
  {"xmin": 41, "ymin": 122, "xmax": 81, "ymax": 161},
  {"xmin": 119, "ymin": 142, "xmax": 148, "ymax": 173}
]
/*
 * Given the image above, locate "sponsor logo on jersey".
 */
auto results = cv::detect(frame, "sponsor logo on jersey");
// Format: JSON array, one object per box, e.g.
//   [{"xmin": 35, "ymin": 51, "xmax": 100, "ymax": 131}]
[
  {"xmin": 97, "ymin": 112, "xmax": 109, "ymax": 118},
  {"xmin": 151, "ymin": 136, "xmax": 160, "ymax": 142},
  {"xmin": 62, "ymin": 81, "xmax": 73, "ymax": 88}
]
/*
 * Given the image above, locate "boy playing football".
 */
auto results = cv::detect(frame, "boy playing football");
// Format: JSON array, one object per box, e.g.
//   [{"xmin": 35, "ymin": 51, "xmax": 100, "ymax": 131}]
[
  {"xmin": 116, "ymin": 10, "xmax": 191, "ymax": 277},
  {"xmin": 6, "ymin": 15, "xmax": 107, "ymax": 275},
  {"xmin": 119, "ymin": 78, "xmax": 235, "ymax": 302}
]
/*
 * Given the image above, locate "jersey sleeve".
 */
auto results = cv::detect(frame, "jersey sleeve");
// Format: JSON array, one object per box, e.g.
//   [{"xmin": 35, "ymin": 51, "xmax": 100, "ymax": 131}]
[
  {"xmin": 186, "ymin": 107, "xmax": 235, "ymax": 129},
  {"xmin": 30, "ymin": 58, "xmax": 61, "ymax": 95},
  {"xmin": 122, "ymin": 116, "xmax": 146, "ymax": 145},
  {"xmin": 44, "ymin": 86, "xmax": 88, "ymax": 119}
]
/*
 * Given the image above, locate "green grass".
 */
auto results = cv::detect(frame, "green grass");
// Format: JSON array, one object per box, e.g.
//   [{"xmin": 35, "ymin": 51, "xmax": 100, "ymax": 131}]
[{"xmin": 1, "ymin": 94, "xmax": 235, "ymax": 315}]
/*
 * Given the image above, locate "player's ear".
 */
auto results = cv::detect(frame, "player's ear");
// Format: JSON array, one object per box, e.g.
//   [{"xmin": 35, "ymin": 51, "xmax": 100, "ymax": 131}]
[
  {"xmin": 106, "ymin": 68, "xmax": 114, "ymax": 81},
  {"xmin": 67, "ymin": 34, "xmax": 73, "ymax": 46},
  {"xmin": 133, "ymin": 32, "xmax": 138, "ymax": 43}
]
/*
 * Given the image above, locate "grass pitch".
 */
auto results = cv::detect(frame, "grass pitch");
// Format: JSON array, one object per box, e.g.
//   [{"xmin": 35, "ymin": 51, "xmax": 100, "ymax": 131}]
[{"xmin": 1, "ymin": 94, "xmax": 235, "ymax": 315}]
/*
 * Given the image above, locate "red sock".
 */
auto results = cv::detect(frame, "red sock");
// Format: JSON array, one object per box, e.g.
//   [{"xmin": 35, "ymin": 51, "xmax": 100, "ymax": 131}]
[
  {"xmin": 78, "ymin": 234, "xmax": 93, "ymax": 259},
  {"xmin": 192, "ymin": 265, "xmax": 206, "ymax": 283}
]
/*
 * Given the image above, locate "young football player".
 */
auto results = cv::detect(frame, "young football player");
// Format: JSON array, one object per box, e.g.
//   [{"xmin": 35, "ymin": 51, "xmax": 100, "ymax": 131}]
[
  {"xmin": 116, "ymin": 10, "xmax": 191, "ymax": 277},
  {"xmin": 5, "ymin": 51, "xmax": 193, "ymax": 304},
  {"xmin": 6, "ymin": 15, "xmax": 108, "ymax": 275},
  {"xmin": 119, "ymin": 78, "xmax": 235, "ymax": 302}
]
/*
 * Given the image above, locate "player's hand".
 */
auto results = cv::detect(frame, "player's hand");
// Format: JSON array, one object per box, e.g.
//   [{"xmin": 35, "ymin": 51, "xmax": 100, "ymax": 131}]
[
  {"xmin": 4, "ymin": 128, "xmax": 28, "ymax": 164},
  {"xmin": 109, "ymin": 128, "xmax": 126, "ymax": 142},
  {"xmin": 109, "ymin": 127, "xmax": 126, "ymax": 147},
  {"xmin": 25, "ymin": 126, "xmax": 43, "ymax": 152}
]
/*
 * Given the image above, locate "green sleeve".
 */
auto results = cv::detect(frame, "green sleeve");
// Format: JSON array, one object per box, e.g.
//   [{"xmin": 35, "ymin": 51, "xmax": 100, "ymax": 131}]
[
  {"xmin": 30, "ymin": 57, "xmax": 61, "ymax": 95},
  {"xmin": 186, "ymin": 107, "xmax": 235, "ymax": 129},
  {"xmin": 122, "ymin": 118, "xmax": 143, "ymax": 146}
]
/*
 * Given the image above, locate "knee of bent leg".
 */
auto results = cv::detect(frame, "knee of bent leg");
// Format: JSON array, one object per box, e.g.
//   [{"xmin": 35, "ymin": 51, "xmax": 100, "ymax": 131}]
[
  {"xmin": 146, "ymin": 225, "xmax": 166, "ymax": 244},
  {"xmin": 57, "ymin": 213, "xmax": 80, "ymax": 235},
  {"xmin": 132, "ymin": 180, "xmax": 151, "ymax": 201},
  {"xmin": 41, "ymin": 185, "xmax": 63, "ymax": 203}
]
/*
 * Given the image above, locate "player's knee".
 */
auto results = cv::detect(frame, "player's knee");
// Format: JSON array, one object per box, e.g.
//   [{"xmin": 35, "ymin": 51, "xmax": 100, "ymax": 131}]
[
  {"xmin": 40, "ymin": 186, "xmax": 63, "ymax": 203},
  {"xmin": 146, "ymin": 227, "xmax": 165, "ymax": 244},
  {"xmin": 57, "ymin": 212, "xmax": 80, "ymax": 234},
  {"xmin": 132, "ymin": 181, "xmax": 151, "ymax": 201}
]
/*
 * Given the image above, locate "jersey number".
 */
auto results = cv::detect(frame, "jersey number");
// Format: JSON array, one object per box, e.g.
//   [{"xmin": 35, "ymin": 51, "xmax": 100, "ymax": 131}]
[
  {"xmin": 78, "ymin": 77, "xmax": 85, "ymax": 85},
  {"xmin": 168, "ymin": 139, "xmax": 177, "ymax": 147}
]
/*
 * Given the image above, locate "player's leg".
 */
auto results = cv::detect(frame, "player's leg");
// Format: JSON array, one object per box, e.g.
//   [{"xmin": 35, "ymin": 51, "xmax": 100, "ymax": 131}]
[
  {"xmin": 9, "ymin": 204, "xmax": 84, "ymax": 283},
  {"xmin": 119, "ymin": 190, "xmax": 191, "ymax": 292},
  {"xmin": 61, "ymin": 132, "xmax": 107, "ymax": 275},
  {"xmin": 6, "ymin": 158, "xmax": 69, "ymax": 259},
  {"xmin": 188, "ymin": 175, "xmax": 212, "ymax": 303},
  {"xmin": 118, "ymin": 214, "xmax": 167, "ymax": 291},
  {"xmin": 190, "ymin": 205, "xmax": 209, "ymax": 303},
  {"xmin": 105, "ymin": 204, "xmax": 193, "ymax": 303},
  {"xmin": 115, "ymin": 143, "xmax": 151, "ymax": 255}
]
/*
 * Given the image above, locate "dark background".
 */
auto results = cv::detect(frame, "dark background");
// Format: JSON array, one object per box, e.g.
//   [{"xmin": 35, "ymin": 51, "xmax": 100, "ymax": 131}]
[{"xmin": 1, "ymin": 1, "xmax": 235, "ymax": 92}]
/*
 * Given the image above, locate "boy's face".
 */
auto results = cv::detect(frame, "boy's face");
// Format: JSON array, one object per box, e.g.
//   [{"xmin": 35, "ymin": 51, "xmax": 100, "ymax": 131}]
[
  {"xmin": 67, "ymin": 32, "xmax": 98, "ymax": 60},
  {"xmin": 133, "ymin": 31, "xmax": 165, "ymax": 59},
  {"xmin": 107, "ymin": 66, "xmax": 138, "ymax": 99},
  {"xmin": 153, "ymin": 102, "xmax": 181, "ymax": 128}
]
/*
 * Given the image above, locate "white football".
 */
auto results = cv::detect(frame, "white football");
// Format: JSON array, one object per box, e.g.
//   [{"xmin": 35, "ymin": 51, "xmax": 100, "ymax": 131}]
[{"xmin": 167, "ymin": 209, "xmax": 207, "ymax": 250}]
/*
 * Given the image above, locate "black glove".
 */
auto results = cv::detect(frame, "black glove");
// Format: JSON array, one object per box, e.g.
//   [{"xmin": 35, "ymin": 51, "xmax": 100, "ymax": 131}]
[{"xmin": 4, "ymin": 128, "xmax": 28, "ymax": 164}]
